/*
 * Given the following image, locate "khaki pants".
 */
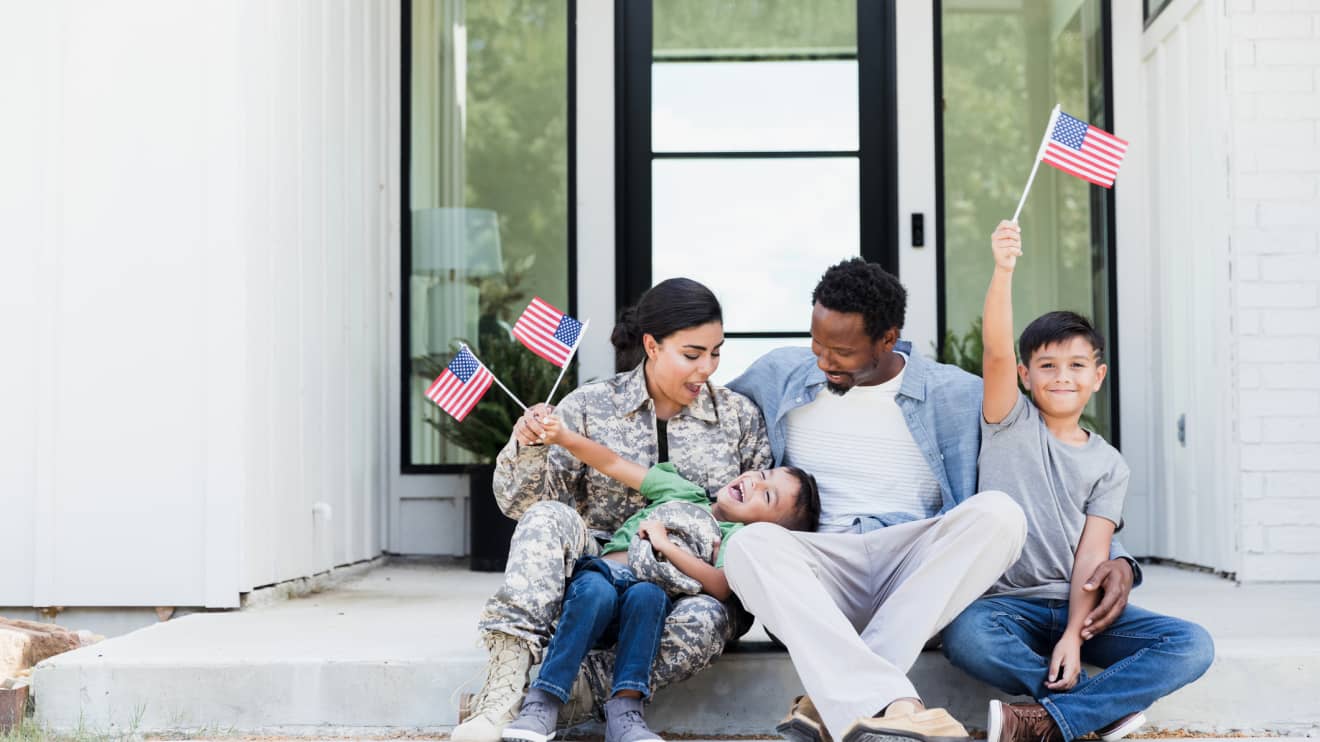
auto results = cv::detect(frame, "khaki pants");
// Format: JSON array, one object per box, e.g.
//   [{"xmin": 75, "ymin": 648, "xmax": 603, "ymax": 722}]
[{"xmin": 724, "ymin": 491, "xmax": 1027, "ymax": 740}]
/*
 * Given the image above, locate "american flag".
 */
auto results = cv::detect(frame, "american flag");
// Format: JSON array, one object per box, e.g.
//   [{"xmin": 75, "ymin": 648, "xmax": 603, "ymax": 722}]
[
  {"xmin": 426, "ymin": 346, "xmax": 494, "ymax": 422},
  {"xmin": 512, "ymin": 297, "xmax": 583, "ymax": 367},
  {"xmin": 1041, "ymin": 111, "xmax": 1128, "ymax": 188}
]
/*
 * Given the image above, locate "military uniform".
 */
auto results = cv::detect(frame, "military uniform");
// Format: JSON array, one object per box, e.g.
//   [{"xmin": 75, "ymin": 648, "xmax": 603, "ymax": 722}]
[{"xmin": 479, "ymin": 361, "xmax": 771, "ymax": 706}]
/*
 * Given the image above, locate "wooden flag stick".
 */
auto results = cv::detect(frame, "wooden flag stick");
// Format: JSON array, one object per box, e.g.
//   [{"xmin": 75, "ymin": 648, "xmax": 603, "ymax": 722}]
[
  {"xmin": 1012, "ymin": 104, "xmax": 1062, "ymax": 223},
  {"xmin": 545, "ymin": 318, "xmax": 590, "ymax": 405},
  {"xmin": 461, "ymin": 343, "xmax": 527, "ymax": 411}
]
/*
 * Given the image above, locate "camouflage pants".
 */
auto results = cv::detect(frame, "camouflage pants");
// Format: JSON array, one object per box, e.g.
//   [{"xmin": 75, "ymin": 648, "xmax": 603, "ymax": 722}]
[{"xmin": 478, "ymin": 501, "xmax": 730, "ymax": 701}]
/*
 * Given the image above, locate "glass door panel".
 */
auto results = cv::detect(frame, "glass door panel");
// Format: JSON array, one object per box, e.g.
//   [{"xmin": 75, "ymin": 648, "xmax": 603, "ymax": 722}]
[
  {"xmin": 939, "ymin": 0, "xmax": 1116, "ymax": 439},
  {"xmin": 652, "ymin": 158, "xmax": 860, "ymax": 332}
]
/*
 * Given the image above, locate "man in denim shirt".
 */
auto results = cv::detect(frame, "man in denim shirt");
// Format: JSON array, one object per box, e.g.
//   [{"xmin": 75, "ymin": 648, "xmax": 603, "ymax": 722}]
[{"xmin": 724, "ymin": 259, "xmax": 1141, "ymax": 742}]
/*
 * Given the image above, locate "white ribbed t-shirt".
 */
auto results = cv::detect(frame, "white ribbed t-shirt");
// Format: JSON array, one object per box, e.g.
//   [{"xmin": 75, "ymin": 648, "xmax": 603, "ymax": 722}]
[{"xmin": 783, "ymin": 364, "xmax": 942, "ymax": 532}]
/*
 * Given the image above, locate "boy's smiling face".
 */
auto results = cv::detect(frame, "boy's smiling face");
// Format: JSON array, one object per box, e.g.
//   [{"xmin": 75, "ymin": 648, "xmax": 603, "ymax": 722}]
[
  {"xmin": 713, "ymin": 469, "xmax": 801, "ymax": 526},
  {"xmin": 1018, "ymin": 335, "xmax": 1108, "ymax": 420}
]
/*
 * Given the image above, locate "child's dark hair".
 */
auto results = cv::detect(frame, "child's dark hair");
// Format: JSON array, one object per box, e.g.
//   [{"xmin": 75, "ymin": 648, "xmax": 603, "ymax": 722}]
[
  {"xmin": 1018, "ymin": 310, "xmax": 1106, "ymax": 365},
  {"xmin": 611, "ymin": 278, "xmax": 723, "ymax": 372},
  {"xmin": 782, "ymin": 466, "xmax": 822, "ymax": 532},
  {"xmin": 811, "ymin": 258, "xmax": 907, "ymax": 342}
]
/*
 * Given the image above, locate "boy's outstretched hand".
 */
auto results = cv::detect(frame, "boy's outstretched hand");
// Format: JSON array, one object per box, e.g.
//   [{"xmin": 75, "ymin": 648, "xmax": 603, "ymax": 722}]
[
  {"xmin": 992, "ymin": 220, "xmax": 1023, "ymax": 272},
  {"xmin": 1046, "ymin": 635, "xmax": 1082, "ymax": 691}
]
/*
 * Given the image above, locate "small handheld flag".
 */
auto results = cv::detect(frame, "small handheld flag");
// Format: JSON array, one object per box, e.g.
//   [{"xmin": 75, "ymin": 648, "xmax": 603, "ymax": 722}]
[
  {"xmin": 1013, "ymin": 104, "xmax": 1129, "ymax": 222},
  {"xmin": 426, "ymin": 346, "xmax": 494, "ymax": 421},
  {"xmin": 1041, "ymin": 110, "xmax": 1128, "ymax": 188},
  {"xmin": 512, "ymin": 297, "xmax": 584, "ymax": 368},
  {"xmin": 427, "ymin": 345, "xmax": 529, "ymax": 420}
]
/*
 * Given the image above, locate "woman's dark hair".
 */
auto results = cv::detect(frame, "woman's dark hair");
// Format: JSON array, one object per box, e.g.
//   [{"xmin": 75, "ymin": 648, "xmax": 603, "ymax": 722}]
[
  {"xmin": 783, "ymin": 466, "xmax": 822, "ymax": 532},
  {"xmin": 811, "ymin": 258, "xmax": 907, "ymax": 342},
  {"xmin": 611, "ymin": 278, "xmax": 723, "ymax": 372},
  {"xmin": 1018, "ymin": 310, "xmax": 1105, "ymax": 365}
]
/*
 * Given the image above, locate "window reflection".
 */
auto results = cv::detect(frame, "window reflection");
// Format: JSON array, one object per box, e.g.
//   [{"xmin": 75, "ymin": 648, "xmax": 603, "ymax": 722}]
[
  {"xmin": 653, "ymin": 61, "xmax": 859, "ymax": 152},
  {"xmin": 653, "ymin": 158, "xmax": 859, "ymax": 333},
  {"xmin": 408, "ymin": 0, "xmax": 569, "ymax": 466},
  {"xmin": 940, "ymin": 0, "xmax": 1113, "ymax": 437}
]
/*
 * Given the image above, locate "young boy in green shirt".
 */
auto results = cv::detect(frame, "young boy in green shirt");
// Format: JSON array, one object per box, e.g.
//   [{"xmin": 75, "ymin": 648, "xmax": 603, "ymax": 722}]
[{"xmin": 501, "ymin": 415, "xmax": 820, "ymax": 742}]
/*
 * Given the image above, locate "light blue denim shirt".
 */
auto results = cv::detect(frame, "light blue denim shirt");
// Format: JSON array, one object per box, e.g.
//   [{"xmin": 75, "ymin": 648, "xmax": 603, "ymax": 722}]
[
  {"xmin": 727, "ymin": 341, "xmax": 1140, "ymax": 583},
  {"xmin": 728, "ymin": 341, "xmax": 982, "ymax": 529}
]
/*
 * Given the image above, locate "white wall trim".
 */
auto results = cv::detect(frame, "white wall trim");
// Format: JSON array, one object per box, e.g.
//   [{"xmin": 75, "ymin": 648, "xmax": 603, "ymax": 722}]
[
  {"xmin": 575, "ymin": 0, "xmax": 617, "ymax": 385},
  {"xmin": 1113, "ymin": 0, "xmax": 1156, "ymax": 558},
  {"xmin": 385, "ymin": 0, "xmax": 468, "ymax": 557},
  {"xmin": 896, "ymin": 1, "xmax": 938, "ymax": 358}
]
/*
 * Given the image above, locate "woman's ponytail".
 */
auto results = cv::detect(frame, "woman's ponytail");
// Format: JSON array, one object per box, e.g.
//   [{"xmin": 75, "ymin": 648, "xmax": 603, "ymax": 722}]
[
  {"xmin": 610, "ymin": 306, "xmax": 645, "ymax": 373},
  {"xmin": 610, "ymin": 278, "xmax": 722, "ymax": 373}
]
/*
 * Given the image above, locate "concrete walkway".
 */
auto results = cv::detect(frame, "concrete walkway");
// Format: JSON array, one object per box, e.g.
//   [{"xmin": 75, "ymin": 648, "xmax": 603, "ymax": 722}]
[{"xmin": 32, "ymin": 561, "xmax": 1320, "ymax": 737}]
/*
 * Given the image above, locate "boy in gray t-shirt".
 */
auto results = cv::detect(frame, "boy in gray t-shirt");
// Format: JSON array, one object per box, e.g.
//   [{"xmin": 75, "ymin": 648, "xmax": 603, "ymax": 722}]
[
  {"xmin": 941, "ymin": 221, "xmax": 1214, "ymax": 742},
  {"xmin": 978, "ymin": 391, "xmax": 1129, "ymax": 600}
]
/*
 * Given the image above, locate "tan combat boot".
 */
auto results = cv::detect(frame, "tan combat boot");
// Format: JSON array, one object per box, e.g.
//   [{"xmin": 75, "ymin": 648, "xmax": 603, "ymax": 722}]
[{"xmin": 452, "ymin": 632, "xmax": 533, "ymax": 742}]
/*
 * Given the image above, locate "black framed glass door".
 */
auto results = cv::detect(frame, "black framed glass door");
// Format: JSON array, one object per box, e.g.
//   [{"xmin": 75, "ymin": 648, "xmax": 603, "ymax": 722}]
[{"xmin": 615, "ymin": 0, "xmax": 898, "ymax": 381}]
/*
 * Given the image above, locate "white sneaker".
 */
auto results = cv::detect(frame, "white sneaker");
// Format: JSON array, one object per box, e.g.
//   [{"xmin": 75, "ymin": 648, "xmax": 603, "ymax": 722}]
[
  {"xmin": 452, "ymin": 632, "xmax": 534, "ymax": 742},
  {"xmin": 1098, "ymin": 711, "xmax": 1147, "ymax": 742}
]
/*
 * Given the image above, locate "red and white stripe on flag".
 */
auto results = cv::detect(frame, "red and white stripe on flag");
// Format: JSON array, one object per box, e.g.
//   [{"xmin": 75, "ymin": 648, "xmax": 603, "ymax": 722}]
[
  {"xmin": 1041, "ymin": 111, "xmax": 1128, "ymax": 188},
  {"xmin": 426, "ymin": 346, "xmax": 494, "ymax": 422},
  {"xmin": 512, "ymin": 297, "xmax": 582, "ymax": 368}
]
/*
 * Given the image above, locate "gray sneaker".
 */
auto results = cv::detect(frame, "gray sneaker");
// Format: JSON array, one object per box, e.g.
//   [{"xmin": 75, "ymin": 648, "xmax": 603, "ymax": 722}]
[
  {"xmin": 502, "ymin": 689, "xmax": 562, "ymax": 742},
  {"xmin": 604, "ymin": 696, "xmax": 664, "ymax": 742}
]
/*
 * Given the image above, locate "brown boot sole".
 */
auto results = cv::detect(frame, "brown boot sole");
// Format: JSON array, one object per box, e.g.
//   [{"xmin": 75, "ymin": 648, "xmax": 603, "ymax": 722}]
[
  {"xmin": 777, "ymin": 716, "xmax": 827, "ymax": 742},
  {"xmin": 841, "ymin": 726, "xmax": 968, "ymax": 742}
]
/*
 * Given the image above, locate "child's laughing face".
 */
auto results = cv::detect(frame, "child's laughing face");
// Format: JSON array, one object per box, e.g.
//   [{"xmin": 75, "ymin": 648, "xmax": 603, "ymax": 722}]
[{"xmin": 713, "ymin": 469, "xmax": 801, "ymax": 525}]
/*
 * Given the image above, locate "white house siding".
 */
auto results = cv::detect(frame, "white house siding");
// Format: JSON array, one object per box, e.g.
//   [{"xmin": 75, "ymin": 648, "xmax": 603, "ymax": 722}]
[
  {"xmin": 0, "ymin": 0, "xmax": 393, "ymax": 608},
  {"xmin": 1226, "ymin": 0, "xmax": 1320, "ymax": 581},
  {"xmin": 1129, "ymin": 0, "xmax": 1320, "ymax": 581},
  {"xmin": 1137, "ymin": 0, "xmax": 1238, "ymax": 575}
]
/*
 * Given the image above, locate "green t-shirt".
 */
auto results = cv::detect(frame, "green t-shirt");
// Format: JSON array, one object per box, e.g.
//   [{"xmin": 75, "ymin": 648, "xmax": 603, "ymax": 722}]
[{"xmin": 600, "ymin": 463, "xmax": 743, "ymax": 568}]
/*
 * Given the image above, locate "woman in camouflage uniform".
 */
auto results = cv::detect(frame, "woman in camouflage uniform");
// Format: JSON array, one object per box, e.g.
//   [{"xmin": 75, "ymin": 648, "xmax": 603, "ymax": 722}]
[{"xmin": 453, "ymin": 278, "xmax": 772, "ymax": 742}]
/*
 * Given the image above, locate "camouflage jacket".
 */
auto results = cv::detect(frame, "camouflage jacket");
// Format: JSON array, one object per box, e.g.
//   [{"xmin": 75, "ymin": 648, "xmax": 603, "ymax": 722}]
[{"xmin": 493, "ymin": 362, "xmax": 773, "ymax": 533}]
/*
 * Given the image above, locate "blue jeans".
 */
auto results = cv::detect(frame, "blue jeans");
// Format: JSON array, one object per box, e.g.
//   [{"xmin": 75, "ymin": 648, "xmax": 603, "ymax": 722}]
[
  {"xmin": 942, "ymin": 596, "xmax": 1214, "ymax": 741},
  {"xmin": 531, "ymin": 557, "xmax": 672, "ymax": 703}
]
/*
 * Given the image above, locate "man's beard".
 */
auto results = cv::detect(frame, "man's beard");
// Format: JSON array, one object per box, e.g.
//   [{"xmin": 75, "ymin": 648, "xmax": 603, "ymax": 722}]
[{"xmin": 826, "ymin": 380, "xmax": 851, "ymax": 395}]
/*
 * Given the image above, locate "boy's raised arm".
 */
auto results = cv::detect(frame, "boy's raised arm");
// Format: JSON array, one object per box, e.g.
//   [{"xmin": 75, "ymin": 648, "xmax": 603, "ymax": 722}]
[
  {"xmin": 540, "ymin": 416, "xmax": 648, "ymax": 491},
  {"xmin": 983, "ymin": 219, "xmax": 1024, "ymax": 424}
]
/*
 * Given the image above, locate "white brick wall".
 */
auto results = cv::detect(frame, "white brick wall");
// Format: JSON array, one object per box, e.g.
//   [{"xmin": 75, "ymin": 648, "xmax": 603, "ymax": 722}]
[{"xmin": 1229, "ymin": 0, "xmax": 1320, "ymax": 581}]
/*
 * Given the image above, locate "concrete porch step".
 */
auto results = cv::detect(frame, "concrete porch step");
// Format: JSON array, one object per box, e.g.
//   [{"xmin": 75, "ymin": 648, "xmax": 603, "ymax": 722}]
[{"xmin": 31, "ymin": 562, "xmax": 1320, "ymax": 737}]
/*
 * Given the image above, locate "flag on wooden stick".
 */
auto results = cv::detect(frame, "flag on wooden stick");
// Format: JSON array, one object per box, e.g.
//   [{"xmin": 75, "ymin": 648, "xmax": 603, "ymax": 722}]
[
  {"xmin": 1040, "ymin": 110, "xmax": 1128, "ymax": 188},
  {"xmin": 1013, "ymin": 104, "xmax": 1130, "ymax": 222},
  {"xmin": 425, "ymin": 346, "xmax": 494, "ymax": 421},
  {"xmin": 512, "ymin": 297, "xmax": 585, "ymax": 368}
]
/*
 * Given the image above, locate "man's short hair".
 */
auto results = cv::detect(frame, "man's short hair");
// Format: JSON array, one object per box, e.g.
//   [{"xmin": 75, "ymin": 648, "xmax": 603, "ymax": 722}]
[
  {"xmin": 782, "ymin": 466, "xmax": 822, "ymax": 532},
  {"xmin": 811, "ymin": 258, "xmax": 907, "ymax": 342},
  {"xmin": 1018, "ymin": 310, "xmax": 1105, "ymax": 364}
]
